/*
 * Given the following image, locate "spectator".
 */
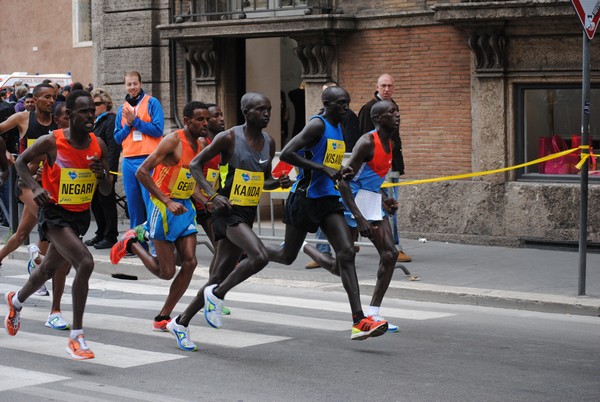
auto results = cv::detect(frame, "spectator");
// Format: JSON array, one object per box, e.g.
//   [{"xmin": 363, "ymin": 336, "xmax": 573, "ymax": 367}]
[
  {"xmin": 114, "ymin": 70, "xmax": 164, "ymax": 228},
  {"xmin": 23, "ymin": 94, "xmax": 35, "ymax": 112},
  {"xmin": 84, "ymin": 88, "xmax": 121, "ymax": 249},
  {"xmin": 13, "ymin": 85, "xmax": 30, "ymax": 113}
]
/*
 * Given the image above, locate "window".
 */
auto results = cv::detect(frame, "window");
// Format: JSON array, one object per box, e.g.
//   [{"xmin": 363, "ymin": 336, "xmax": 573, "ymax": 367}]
[
  {"xmin": 72, "ymin": 0, "xmax": 92, "ymax": 47},
  {"xmin": 229, "ymin": 0, "xmax": 309, "ymax": 17},
  {"xmin": 516, "ymin": 84, "xmax": 600, "ymax": 179}
]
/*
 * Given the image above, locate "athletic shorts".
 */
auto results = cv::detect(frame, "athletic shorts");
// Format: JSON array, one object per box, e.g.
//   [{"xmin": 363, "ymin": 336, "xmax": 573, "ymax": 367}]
[
  {"xmin": 38, "ymin": 204, "xmax": 91, "ymax": 241},
  {"xmin": 282, "ymin": 192, "xmax": 344, "ymax": 233},
  {"xmin": 211, "ymin": 205, "xmax": 257, "ymax": 241},
  {"xmin": 147, "ymin": 197, "xmax": 197, "ymax": 242}
]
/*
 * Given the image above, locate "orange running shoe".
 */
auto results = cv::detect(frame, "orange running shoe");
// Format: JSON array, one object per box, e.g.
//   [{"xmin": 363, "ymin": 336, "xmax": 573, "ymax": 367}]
[
  {"xmin": 66, "ymin": 335, "xmax": 95, "ymax": 360},
  {"xmin": 351, "ymin": 316, "xmax": 388, "ymax": 340},
  {"xmin": 110, "ymin": 230, "xmax": 137, "ymax": 265},
  {"xmin": 152, "ymin": 318, "xmax": 172, "ymax": 332},
  {"xmin": 4, "ymin": 291, "xmax": 21, "ymax": 336}
]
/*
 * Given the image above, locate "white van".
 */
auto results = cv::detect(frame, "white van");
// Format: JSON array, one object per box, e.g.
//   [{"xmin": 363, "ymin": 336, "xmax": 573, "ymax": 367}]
[{"xmin": 0, "ymin": 72, "xmax": 73, "ymax": 90}]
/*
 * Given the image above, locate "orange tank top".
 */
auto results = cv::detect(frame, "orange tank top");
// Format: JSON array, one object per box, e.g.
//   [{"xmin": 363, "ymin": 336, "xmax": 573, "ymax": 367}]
[
  {"xmin": 151, "ymin": 130, "xmax": 201, "ymax": 199},
  {"xmin": 42, "ymin": 129, "xmax": 102, "ymax": 212},
  {"xmin": 120, "ymin": 95, "xmax": 162, "ymax": 157}
]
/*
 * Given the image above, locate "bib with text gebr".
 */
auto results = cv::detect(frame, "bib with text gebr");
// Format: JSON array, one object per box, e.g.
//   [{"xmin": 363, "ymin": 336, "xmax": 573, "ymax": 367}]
[
  {"xmin": 230, "ymin": 169, "xmax": 264, "ymax": 206},
  {"xmin": 58, "ymin": 168, "xmax": 97, "ymax": 204},
  {"xmin": 170, "ymin": 167, "xmax": 196, "ymax": 199},
  {"xmin": 323, "ymin": 139, "xmax": 345, "ymax": 169}
]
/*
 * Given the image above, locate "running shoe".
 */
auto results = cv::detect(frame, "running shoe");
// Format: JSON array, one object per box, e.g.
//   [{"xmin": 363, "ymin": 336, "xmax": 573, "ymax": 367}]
[
  {"xmin": 153, "ymin": 318, "xmax": 172, "ymax": 332},
  {"xmin": 221, "ymin": 306, "xmax": 231, "ymax": 316},
  {"xmin": 110, "ymin": 229, "xmax": 137, "ymax": 265},
  {"xmin": 66, "ymin": 334, "xmax": 95, "ymax": 360},
  {"xmin": 371, "ymin": 314, "xmax": 399, "ymax": 333},
  {"xmin": 27, "ymin": 244, "xmax": 41, "ymax": 265},
  {"xmin": 204, "ymin": 284, "xmax": 223, "ymax": 329},
  {"xmin": 351, "ymin": 316, "xmax": 388, "ymax": 340},
  {"xmin": 166, "ymin": 316, "xmax": 197, "ymax": 352},
  {"xmin": 26, "ymin": 258, "xmax": 35, "ymax": 275},
  {"xmin": 45, "ymin": 312, "xmax": 70, "ymax": 330},
  {"xmin": 133, "ymin": 224, "xmax": 148, "ymax": 242},
  {"xmin": 4, "ymin": 291, "xmax": 21, "ymax": 336},
  {"xmin": 34, "ymin": 284, "xmax": 49, "ymax": 297}
]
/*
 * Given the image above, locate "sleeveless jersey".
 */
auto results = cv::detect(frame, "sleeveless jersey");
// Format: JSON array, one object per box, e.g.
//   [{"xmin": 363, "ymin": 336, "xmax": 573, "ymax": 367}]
[
  {"xmin": 42, "ymin": 129, "xmax": 102, "ymax": 212},
  {"xmin": 120, "ymin": 94, "xmax": 162, "ymax": 157},
  {"xmin": 350, "ymin": 130, "xmax": 393, "ymax": 194},
  {"xmin": 20, "ymin": 111, "xmax": 58, "ymax": 154},
  {"xmin": 291, "ymin": 115, "xmax": 345, "ymax": 198},
  {"xmin": 218, "ymin": 125, "xmax": 269, "ymax": 207},
  {"xmin": 203, "ymin": 136, "xmax": 221, "ymax": 193},
  {"xmin": 151, "ymin": 129, "xmax": 201, "ymax": 200}
]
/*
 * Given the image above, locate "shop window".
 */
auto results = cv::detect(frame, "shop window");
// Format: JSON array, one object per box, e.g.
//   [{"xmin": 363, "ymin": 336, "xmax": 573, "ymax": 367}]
[
  {"xmin": 229, "ymin": 0, "xmax": 308, "ymax": 17},
  {"xmin": 72, "ymin": 0, "xmax": 92, "ymax": 47},
  {"xmin": 516, "ymin": 84, "xmax": 600, "ymax": 179}
]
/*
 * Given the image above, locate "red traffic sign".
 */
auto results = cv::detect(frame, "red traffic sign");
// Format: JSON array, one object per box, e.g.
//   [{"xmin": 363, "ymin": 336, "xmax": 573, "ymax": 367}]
[{"xmin": 572, "ymin": 0, "xmax": 600, "ymax": 39}]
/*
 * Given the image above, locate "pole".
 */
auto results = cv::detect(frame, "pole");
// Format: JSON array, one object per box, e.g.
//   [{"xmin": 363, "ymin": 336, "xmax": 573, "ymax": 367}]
[{"xmin": 578, "ymin": 31, "xmax": 590, "ymax": 296}]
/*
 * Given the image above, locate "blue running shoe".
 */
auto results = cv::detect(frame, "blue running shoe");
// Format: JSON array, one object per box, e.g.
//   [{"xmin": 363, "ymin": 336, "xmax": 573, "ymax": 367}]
[
  {"xmin": 166, "ymin": 316, "xmax": 197, "ymax": 351},
  {"xmin": 45, "ymin": 312, "xmax": 70, "ymax": 330},
  {"xmin": 371, "ymin": 315, "xmax": 399, "ymax": 333}
]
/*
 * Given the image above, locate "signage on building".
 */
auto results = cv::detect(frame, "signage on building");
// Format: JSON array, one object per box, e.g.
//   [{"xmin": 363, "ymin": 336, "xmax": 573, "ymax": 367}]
[{"xmin": 572, "ymin": 0, "xmax": 600, "ymax": 39}]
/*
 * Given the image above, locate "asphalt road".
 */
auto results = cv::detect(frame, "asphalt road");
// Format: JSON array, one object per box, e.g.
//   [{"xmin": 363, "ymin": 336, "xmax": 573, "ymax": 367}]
[{"xmin": 0, "ymin": 259, "xmax": 598, "ymax": 402}]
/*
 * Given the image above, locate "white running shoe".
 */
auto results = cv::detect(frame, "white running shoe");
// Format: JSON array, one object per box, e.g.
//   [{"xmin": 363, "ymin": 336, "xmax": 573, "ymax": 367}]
[
  {"xmin": 204, "ymin": 284, "xmax": 223, "ymax": 329},
  {"xmin": 371, "ymin": 314, "xmax": 399, "ymax": 333},
  {"xmin": 34, "ymin": 284, "xmax": 49, "ymax": 297},
  {"xmin": 27, "ymin": 244, "xmax": 41, "ymax": 265},
  {"xmin": 166, "ymin": 316, "xmax": 197, "ymax": 351},
  {"xmin": 45, "ymin": 312, "xmax": 70, "ymax": 330}
]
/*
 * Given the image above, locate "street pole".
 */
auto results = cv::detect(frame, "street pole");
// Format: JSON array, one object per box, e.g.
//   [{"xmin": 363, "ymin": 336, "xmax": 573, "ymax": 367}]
[{"xmin": 578, "ymin": 31, "xmax": 590, "ymax": 296}]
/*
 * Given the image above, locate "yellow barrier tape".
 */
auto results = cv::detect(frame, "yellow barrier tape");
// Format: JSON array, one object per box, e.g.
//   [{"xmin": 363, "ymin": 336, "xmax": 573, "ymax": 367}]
[
  {"xmin": 109, "ymin": 171, "xmax": 122, "ymax": 176},
  {"xmin": 249, "ymin": 146, "xmax": 596, "ymax": 193}
]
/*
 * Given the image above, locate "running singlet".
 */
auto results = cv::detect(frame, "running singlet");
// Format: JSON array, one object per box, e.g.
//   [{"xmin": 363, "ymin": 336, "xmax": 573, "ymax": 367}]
[
  {"xmin": 291, "ymin": 114, "xmax": 345, "ymax": 198},
  {"xmin": 20, "ymin": 111, "xmax": 58, "ymax": 154},
  {"xmin": 203, "ymin": 136, "xmax": 220, "ymax": 193},
  {"xmin": 151, "ymin": 129, "xmax": 200, "ymax": 199},
  {"xmin": 350, "ymin": 130, "xmax": 393, "ymax": 194},
  {"xmin": 218, "ymin": 125, "xmax": 269, "ymax": 207},
  {"xmin": 42, "ymin": 129, "xmax": 102, "ymax": 212}
]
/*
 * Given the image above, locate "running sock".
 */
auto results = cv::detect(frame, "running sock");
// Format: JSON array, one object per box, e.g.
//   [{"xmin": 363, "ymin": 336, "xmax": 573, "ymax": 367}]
[
  {"xmin": 366, "ymin": 306, "xmax": 380, "ymax": 317},
  {"xmin": 301, "ymin": 241, "xmax": 308, "ymax": 253},
  {"xmin": 12, "ymin": 293, "xmax": 22, "ymax": 310},
  {"xmin": 70, "ymin": 329, "xmax": 84, "ymax": 339},
  {"xmin": 154, "ymin": 315, "xmax": 171, "ymax": 322},
  {"xmin": 125, "ymin": 239, "xmax": 138, "ymax": 254},
  {"xmin": 352, "ymin": 311, "xmax": 365, "ymax": 324}
]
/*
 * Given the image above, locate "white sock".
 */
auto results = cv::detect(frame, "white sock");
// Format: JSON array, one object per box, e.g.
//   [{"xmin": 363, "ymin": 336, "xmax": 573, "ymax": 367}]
[
  {"xmin": 366, "ymin": 306, "xmax": 380, "ymax": 317},
  {"xmin": 12, "ymin": 293, "xmax": 22, "ymax": 310},
  {"xmin": 70, "ymin": 329, "xmax": 84, "ymax": 339},
  {"xmin": 301, "ymin": 241, "xmax": 308, "ymax": 253}
]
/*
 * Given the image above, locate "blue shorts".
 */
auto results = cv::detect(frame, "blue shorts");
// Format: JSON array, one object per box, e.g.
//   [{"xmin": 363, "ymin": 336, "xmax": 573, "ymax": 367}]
[{"xmin": 147, "ymin": 197, "xmax": 197, "ymax": 242}]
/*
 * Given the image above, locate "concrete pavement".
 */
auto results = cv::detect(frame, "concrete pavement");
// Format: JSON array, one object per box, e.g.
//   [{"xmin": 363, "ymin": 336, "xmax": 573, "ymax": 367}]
[{"xmin": 3, "ymin": 219, "xmax": 600, "ymax": 317}]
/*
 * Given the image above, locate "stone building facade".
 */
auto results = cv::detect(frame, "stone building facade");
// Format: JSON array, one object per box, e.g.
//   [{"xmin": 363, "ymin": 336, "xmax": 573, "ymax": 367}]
[{"xmin": 92, "ymin": 0, "xmax": 600, "ymax": 246}]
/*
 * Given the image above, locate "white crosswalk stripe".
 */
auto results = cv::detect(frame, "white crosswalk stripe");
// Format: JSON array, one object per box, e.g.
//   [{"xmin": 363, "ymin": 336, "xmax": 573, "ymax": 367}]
[{"xmin": 0, "ymin": 365, "xmax": 69, "ymax": 391}]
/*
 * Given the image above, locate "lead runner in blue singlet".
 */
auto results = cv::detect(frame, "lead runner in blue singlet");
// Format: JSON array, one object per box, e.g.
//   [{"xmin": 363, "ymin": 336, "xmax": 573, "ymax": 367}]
[{"xmin": 266, "ymin": 86, "xmax": 389, "ymax": 341}]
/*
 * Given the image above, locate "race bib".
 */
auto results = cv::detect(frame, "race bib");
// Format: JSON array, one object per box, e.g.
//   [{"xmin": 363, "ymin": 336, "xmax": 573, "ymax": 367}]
[
  {"xmin": 169, "ymin": 167, "xmax": 195, "ymax": 199},
  {"xmin": 229, "ymin": 169, "xmax": 264, "ymax": 206},
  {"xmin": 58, "ymin": 168, "xmax": 97, "ymax": 204},
  {"xmin": 207, "ymin": 168, "xmax": 219, "ymax": 188},
  {"xmin": 323, "ymin": 139, "xmax": 345, "ymax": 169}
]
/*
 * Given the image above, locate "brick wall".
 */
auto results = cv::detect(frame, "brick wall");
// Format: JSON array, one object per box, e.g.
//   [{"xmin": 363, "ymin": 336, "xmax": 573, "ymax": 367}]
[{"xmin": 338, "ymin": 25, "xmax": 472, "ymax": 180}]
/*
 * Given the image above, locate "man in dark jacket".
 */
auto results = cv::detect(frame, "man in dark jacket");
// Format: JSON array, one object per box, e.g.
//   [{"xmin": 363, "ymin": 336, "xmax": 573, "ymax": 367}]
[{"xmin": 85, "ymin": 89, "xmax": 121, "ymax": 248}]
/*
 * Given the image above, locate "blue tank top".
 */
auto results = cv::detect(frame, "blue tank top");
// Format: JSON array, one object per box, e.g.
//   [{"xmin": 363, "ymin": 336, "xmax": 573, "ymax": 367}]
[{"xmin": 291, "ymin": 115, "xmax": 346, "ymax": 198}]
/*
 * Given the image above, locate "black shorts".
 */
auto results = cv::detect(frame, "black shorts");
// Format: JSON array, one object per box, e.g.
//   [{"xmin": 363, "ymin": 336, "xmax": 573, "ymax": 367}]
[
  {"xmin": 211, "ymin": 206, "xmax": 257, "ymax": 241},
  {"xmin": 282, "ymin": 192, "xmax": 344, "ymax": 233},
  {"xmin": 38, "ymin": 204, "xmax": 91, "ymax": 241}
]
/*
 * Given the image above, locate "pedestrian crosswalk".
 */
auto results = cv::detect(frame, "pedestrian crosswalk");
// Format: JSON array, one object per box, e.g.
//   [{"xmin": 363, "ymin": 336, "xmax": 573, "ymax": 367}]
[{"xmin": 0, "ymin": 271, "xmax": 457, "ymax": 397}]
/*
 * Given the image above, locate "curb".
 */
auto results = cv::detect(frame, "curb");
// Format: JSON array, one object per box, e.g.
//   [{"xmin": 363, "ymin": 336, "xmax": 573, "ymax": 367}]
[
  {"xmin": 359, "ymin": 281, "xmax": 600, "ymax": 317},
  {"xmin": 10, "ymin": 247, "xmax": 600, "ymax": 317}
]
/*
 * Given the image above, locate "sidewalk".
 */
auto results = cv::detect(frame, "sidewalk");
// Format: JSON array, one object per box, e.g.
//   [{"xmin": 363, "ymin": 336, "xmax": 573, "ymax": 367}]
[{"xmin": 4, "ymin": 219, "xmax": 600, "ymax": 317}]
